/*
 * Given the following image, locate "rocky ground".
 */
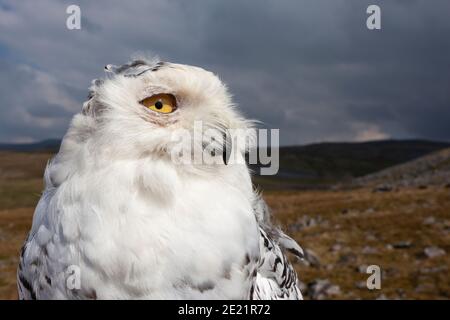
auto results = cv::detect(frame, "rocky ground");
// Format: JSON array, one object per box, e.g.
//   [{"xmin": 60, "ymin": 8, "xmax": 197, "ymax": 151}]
[{"xmin": 265, "ymin": 186, "xmax": 449, "ymax": 299}]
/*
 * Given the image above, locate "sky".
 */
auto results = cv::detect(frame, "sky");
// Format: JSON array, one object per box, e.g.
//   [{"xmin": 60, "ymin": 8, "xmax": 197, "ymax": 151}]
[{"xmin": 0, "ymin": 0, "xmax": 449, "ymax": 145}]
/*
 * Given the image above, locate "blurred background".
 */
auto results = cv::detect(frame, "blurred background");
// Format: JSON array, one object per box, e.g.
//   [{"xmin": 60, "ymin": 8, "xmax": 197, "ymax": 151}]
[{"xmin": 0, "ymin": 0, "xmax": 449, "ymax": 299}]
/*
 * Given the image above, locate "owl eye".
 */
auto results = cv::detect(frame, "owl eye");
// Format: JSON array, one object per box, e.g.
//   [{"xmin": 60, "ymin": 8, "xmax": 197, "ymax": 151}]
[{"xmin": 140, "ymin": 93, "xmax": 177, "ymax": 114}]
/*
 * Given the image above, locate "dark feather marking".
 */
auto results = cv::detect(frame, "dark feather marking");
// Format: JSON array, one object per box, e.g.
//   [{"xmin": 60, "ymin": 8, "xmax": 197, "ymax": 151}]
[
  {"xmin": 107, "ymin": 60, "xmax": 166, "ymax": 78},
  {"xmin": 18, "ymin": 273, "xmax": 36, "ymax": 300},
  {"xmin": 249, "ymin": 284, "xmax": 255, "ymax": 300},
  {"xmin": 85, "ymin": 289, "xmax": 97, "ymax": 300},
  {"xmin": 197, "ymin": 280, "xmax": 215, "ymax": 293},
  {"xmin": 262, "ymin": 233, "xmax": 269, "ymax": 248},
  {"xmin": 20, "ymin": 244, "xmax": 25, "ymax": 257},
  {"xmin": 272, "ymin": 257, "xmax": 282, "ymax": 272},
  {"xmin": 286, "ymin": 247, "xmax": 304, "ymax": 259}
]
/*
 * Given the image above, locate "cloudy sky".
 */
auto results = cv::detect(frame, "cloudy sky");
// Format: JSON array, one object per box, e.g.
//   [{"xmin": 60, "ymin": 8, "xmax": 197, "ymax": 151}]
[{"xmin": 0, "ymin": 0, "xmax": 449, "ymax": 145}]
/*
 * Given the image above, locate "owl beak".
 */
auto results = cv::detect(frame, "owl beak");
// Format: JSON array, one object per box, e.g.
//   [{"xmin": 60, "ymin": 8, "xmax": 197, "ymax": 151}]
[{"xmin": 222, "ymin": 132, "xmax": 231, "ymax": 165}]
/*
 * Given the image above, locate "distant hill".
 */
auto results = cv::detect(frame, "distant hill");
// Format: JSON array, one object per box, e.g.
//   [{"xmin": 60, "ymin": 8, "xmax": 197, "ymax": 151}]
[
  {"xmin": 277, "ymin": 139, "xmax": 450, "ymax": 177},
  {"xmin": 252, "ymin": 139, "xmax": 450, "ymax": 188},
  {"xmin": 0, "ymin": 139, "xmax": 61, "ymax": 152},
  {"xmin": 354, "ymin": 147, "xmax": 450, "ymax": 188}
]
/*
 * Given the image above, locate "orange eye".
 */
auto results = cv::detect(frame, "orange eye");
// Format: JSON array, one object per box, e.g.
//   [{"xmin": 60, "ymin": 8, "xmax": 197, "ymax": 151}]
[{"xmin": 140, "ymin": 93, "xmax": 177, "ymax": 114}]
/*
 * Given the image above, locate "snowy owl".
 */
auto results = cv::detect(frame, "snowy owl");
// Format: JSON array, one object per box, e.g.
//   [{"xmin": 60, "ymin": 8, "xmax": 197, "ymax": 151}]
[{"xmin": 17, "ymin": 58, "xmax": 303, "ymax": 300}]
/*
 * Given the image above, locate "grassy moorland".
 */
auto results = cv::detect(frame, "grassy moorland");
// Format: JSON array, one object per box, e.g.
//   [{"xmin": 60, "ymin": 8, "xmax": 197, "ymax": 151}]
[
  {"xmin": 0, "ymin": 151, "xmax": 51, "ymax": 299},
  {"xmin": 265, "ymin": 187, "xmax": 450, "ymax": 299}
]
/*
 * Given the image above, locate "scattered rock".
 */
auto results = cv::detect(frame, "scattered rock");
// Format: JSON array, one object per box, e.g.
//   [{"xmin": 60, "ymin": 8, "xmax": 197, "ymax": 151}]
[
  {"xmin": 392, "ymin": 241, "xmax": 412, "ymax": 249},
  {"xmin": 365, "ymin": 207, "xmax": 375, "ymax": 214},
  {"xmin": 337, "ymin": 253, "xmax": 356, "ymax": 265},
  {"xmin": 289, "ymin": 215, "xmax": 325, "ymax": 232},
  {"xmin": 420, "ymin": 266, "xmax": 447, "ymax": 274},
  {"xmin": 356, "ymin": 264, "xmax": 369, "ymax": 273},
  {"xmin": 423, "ymin": 216, "xmax": 436, "ymax": 225},
  {"xmin": 365, "ymin": 233, "xmax": 378, "ymax": 241},
  {"xmin": 373, "ymin": 184, "xmax": 392, "ymax": 193},
  {"xmin": 330, "ymin": 243, "xmax": 342, "ymax": 252},
  {"xmin": 325, "ymin": 264, "xmax": 334, "ymax": 271},
  {"xmin": 355, "ymin": 281, "xmax": 367, "ymax": 289},
  {"xmin": 424, "ymin": 246, "xmax": 446, "ymax": 258},
  {"xmin": 396, "ymin": 289, "xmax": 406, "ymax": 298},
  {"xmin": 414, "ymin": 283, "xmax": 435, "ymax": 293},
  {"xmin": 376, "ymin": 294, "xmax": 388, "ymax": 300},
  {"xmin": 325, "ymin": 284, "xmax": 341, "ymax": 296},
  {"xmin": 362, "ymin": 246, "xmax": 378, "ymax": 254},
  {"xmin": 443, "ymin": 220, "xmax": 450, "ymax": 233},
  {"xmin": 306, "ymin": 279, "xmax": 341, "ymax": 300}
]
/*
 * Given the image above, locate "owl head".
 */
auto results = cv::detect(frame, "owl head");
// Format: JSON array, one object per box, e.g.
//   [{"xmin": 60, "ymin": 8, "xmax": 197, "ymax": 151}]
[{"xmin": 70, "ymin": 57, "xmax": 255, "ymax": 170}]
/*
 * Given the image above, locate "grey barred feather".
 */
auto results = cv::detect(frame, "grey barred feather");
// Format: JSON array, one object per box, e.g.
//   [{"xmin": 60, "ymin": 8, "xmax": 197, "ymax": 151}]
[
  {"xmin": 17, "ymin": 235, "xmax": 36, "ymax": 300},
  {"xmin": 252, "ymin": 195, "xmax": 303, "ymax": 300},
  {"xmin": 104, "ymin": 58, "xmax": 164, "ymax": 77}
]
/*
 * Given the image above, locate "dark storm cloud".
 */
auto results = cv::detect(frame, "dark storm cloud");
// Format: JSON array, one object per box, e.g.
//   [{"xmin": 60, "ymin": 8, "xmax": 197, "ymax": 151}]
[
  {"xmin": 0, "ymin": 60, "xmax": 76, "ymax": 142},
  {"xmin": 0, "ymin": 0, "xmax": 449, "ymax": 144}
]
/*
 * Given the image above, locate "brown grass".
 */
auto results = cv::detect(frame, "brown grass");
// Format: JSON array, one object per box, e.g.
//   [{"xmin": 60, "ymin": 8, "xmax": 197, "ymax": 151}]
[
  {"xmin": 0, "ymin": 207, "xmax": 33, "ymax": 299},
  {"xmin": 265, "ymin": 187, "xmax": 450, "ymax": 299}
]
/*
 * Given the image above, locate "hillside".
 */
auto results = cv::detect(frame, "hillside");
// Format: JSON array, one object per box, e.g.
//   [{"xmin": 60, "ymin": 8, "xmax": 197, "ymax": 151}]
[
  {"xmin": 0, "ymin": 139, "xmax": 61, "ymax": 153},
  {"xmin": 355, "ymin": 147, "xmax": 450, "ymax": 188},
  {"xmin": 253, "ymin": 139, "xmax": 450, "ymax": 189}
]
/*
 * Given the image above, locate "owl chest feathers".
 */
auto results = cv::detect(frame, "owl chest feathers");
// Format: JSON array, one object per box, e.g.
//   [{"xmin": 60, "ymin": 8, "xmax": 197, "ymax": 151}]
[{"xmin": 42, "ymin": 156, "xmax": 259, "ymax": 298}]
